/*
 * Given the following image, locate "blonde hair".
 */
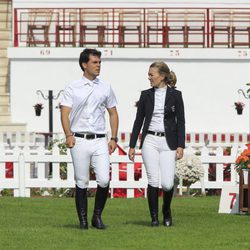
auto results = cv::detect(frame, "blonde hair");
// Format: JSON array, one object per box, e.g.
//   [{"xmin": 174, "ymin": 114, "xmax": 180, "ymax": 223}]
[
  {"xmin": 168, "ymin": 71, "xmax": 177, "ymax": 87},
  {"xmin": 149, "ymin": 61, "xmax": 177, "ymax": 87},
  {"xmin": 150, "ymin": 61, "xmax": 170, "ymax": 84}
]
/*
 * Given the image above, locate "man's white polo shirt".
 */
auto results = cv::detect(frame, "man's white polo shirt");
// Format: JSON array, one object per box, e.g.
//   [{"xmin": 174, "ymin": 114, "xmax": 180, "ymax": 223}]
[{"xmin": 61, "ymin": 76, "xmax": 117, "ymax": 134}]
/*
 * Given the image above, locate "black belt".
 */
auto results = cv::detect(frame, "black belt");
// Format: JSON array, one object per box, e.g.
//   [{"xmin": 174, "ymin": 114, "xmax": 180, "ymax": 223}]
[
  {"xmin": 73, "ymin": 133, "xmax": 106, "ymax": 140},
  {"xmin": 147, "ymin": 130, "xmax": 165, "ymax": 137}
]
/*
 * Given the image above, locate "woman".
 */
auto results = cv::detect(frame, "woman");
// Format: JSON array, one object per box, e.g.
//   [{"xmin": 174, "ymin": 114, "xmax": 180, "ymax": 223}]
[{"xmin": 128, "ymin": 61, "xmax": 185, "ymax": 227}]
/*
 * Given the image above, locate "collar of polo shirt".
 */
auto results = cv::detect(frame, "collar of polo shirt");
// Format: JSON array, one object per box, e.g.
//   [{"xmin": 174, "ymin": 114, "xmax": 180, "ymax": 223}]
[{"xmin": 82, "ymin": 76, "xmax": 99, "ymax": 86}]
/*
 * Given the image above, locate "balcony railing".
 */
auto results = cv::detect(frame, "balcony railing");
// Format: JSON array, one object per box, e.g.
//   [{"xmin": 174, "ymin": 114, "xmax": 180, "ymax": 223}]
[{"xmin": 13, "ymin": 7, "xmax": 250, "ymax": 48}]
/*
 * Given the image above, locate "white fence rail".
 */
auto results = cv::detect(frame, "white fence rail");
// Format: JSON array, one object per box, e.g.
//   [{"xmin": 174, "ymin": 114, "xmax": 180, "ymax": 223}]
[
  {"xmin": 0, "ymin": 143, "xmax": 247, "ymax": 198},
  {"xmin": 0, "ymin": 131, "xmax": 249, "ymax": 148}
]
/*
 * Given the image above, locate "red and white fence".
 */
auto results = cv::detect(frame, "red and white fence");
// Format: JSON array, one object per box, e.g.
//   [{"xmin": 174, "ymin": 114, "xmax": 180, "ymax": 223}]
[{"xmin": 0, "ymin": 141, "xmax": 248, "ymax": 198}]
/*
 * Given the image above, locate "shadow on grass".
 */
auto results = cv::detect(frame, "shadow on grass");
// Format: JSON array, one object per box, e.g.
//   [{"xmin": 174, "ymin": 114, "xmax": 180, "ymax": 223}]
[
  {"xmin": 61, "ymin": 224, "xmax": 79, "ymax": 229},
  {"xmin": 59, "ymin": 223, "xmax": 117, "ymax": 230},
  {"xmin": 123, "ymin": 220, "xmax": 149, "ymax": 226}
]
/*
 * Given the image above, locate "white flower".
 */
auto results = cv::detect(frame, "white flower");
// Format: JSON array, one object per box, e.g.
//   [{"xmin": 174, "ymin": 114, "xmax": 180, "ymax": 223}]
[{"xmin": 176, "ymin": 154, "xmax": 204, "ymax": 185}]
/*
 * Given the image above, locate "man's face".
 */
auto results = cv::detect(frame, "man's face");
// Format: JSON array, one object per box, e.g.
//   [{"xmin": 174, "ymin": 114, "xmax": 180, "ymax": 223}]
[{"xmin": 83, "ymin": 55, "xmax": 101, "ymax": 79}]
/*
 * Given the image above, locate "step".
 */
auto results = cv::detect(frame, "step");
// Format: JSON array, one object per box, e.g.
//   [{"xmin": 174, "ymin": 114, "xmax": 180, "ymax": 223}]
[
  {"xmin": 0, "ymin": 40, "xmax": 10, "ymax": 49},
  {"xmin": 0, "ymin": 75, "xmax": 8, "ymax": 85},
  {"xmin": 0, "ymin": 21, "xmax": 11, "ymax": 29},
  {"xmin": 0, "ymin": 3, "xmax": 11, "ymax": 13},
  {"xmin": 0, "ymin": 71, "xmax": 8, "ymax": 79},
  {"xmin": 0, "ymin": 113, "xmax": 11, "ymax": 122},
  {"xmin": 0, "ymin": 49, "xmax": 7, "ymax": 57},
  {"xmin": 0, "ymin": 68, "xmax": 8, "ymax": 76},
  {"xmin": 0, "ymin": 30, "xmax": 10, "ymax": 40},
  {"xmin": 0, "ymin": 27, "xmax": 11, "ymax": 32},
  {"xmin": 0, "ymin": 71, "xmax": 8, "ymax": 77},
  {"xmin": 0, "ymin": 93, "xmax": 10, "ymax": 104},
  {"xmin": 0, "ymin": 16, "xmax": 12, "ymax": 24},
  {"xmin": 0, "ymin": 103, "xmax": 10, "ymax": 112},
  {"xmin": 0, "ymin": 101, "xmax": 10, "ymax": 108},
  {"xmin": 0, "ymin": 85, "xmax": 8, "ymax": 93},
  {"xmin": 0, "ymin": 7, "xmax": 11, "ymax": 14},
  {"xmin": 0, "ymin": 58, "xmax": 8, "ymax": 67},
  {"xmin": 0, "ymin": 13, "xmax": 11, "ymax": 20},
  {"xmin": 0, "ymin": 26, "xmax": 12, "ymax": 30},
  {"xmin": 0, "ymin": 69, "xmax": 8, "ymax": 76},
  {"xmin": 0, "ymin": 123, "xmax": 27, "ymax": 132},
  {"xmin": 0, "ymin": 3, "xmax": 8, "ymax": 12}
]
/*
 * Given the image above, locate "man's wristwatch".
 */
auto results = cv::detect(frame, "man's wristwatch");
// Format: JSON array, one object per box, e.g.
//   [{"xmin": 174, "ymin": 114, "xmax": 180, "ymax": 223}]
[{"xmin": 111, "ymin": 137, "xmax": 118, "ymax": 143}]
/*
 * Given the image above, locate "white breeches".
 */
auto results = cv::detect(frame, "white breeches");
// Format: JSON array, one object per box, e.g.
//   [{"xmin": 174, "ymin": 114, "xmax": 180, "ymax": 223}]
[
  {"xmin": 142, "ymin": 134, "xmax": 176, "ymax": 191},
  {"xmin": 70, "ymin": 137, "xmax": 110, "ymax": 189}
]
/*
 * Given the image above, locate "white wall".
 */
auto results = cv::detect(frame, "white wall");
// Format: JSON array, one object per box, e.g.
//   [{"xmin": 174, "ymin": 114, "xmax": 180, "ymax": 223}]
[{"xmin": 8, "ymin": 47, "xmax": 250, "ymax": 133}]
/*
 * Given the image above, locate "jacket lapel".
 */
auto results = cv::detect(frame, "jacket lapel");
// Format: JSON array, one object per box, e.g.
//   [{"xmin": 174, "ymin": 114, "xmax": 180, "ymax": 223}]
[
  {"xmin": 164, "ymin": 86, "xmax": 172, "ymax": 106},
  {"xmin": 147, "ymin": 88, "xmax": 155, "ymax": 105}
]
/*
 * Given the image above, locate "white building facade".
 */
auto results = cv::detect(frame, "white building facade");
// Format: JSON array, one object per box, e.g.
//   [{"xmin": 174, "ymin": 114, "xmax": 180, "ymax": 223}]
[{"xmin": 8, "ymin": 0, "xmax": 250, "ymax": 134}]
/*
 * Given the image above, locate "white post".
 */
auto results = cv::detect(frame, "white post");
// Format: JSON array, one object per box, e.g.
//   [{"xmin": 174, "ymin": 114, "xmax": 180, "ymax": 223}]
[
  {"xmin": 18, "ymin": 152, "xmax": 26, "ymax": 197},
  {"xmin": 127, "ymin": 164, "xmax": 134, "ymax": 198},
  {"xmin": 179, "ymin": 177, "xmax": 183, "ymax": 196},
  {"xmin": 199, "ymin": 176, "xmax": 206, "ymax": 195}
]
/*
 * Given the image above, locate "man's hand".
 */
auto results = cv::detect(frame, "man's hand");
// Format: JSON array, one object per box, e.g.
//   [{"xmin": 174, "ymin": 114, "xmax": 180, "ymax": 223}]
[
  {"xmin": 108, "ymin": 140, "xmax": 117, "ymax": 154},
  {"xmin": 66, "ymin": 135, "xmax": 75, "ymax": 148}
]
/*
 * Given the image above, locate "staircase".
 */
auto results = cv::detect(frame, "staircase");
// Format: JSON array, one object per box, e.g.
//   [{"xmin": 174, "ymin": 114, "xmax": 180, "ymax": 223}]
[{"xmin": 0, "ymin": 1, "xmax": 26, "ymax": 132}]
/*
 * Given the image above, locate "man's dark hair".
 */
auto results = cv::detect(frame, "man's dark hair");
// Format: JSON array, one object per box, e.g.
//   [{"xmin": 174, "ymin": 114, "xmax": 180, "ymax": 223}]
[{"xmin": 79, "ymin": 48, "xmax": 102, "ymax": 71}]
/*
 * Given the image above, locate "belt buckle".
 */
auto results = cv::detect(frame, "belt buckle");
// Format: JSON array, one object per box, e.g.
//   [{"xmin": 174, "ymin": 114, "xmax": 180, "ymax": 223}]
[{"xmin": 86, "ymin": 134, "xmax": 95, "ymax": 140}]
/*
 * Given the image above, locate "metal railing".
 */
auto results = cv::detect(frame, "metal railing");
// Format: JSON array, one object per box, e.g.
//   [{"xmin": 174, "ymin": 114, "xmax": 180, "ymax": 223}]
[{"xmin": 13, "ymin": 7, "xmax": 250, "ymax": 48}]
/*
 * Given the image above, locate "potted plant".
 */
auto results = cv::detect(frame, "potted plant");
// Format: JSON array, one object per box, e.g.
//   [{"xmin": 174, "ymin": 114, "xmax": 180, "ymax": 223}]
[
  {"xmin": 235, "ymin": 145, "xmax": 250, "ymax": 184},
  {"xmin": 33, "ymin": 103, "xmax": 44, "ymax": 116},
  {"xmin": 176, "ymin": 154, "xmax": 204, "ymax": 194},
  {"xmin": 234, "ymin": 101, "xmax": 245, "ymax": 115}
]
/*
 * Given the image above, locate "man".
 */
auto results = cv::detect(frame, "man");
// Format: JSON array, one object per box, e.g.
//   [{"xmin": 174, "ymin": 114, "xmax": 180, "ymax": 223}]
[{"xmin": 60, "ymin": 48, "xmax": 119, "ymax": 230}]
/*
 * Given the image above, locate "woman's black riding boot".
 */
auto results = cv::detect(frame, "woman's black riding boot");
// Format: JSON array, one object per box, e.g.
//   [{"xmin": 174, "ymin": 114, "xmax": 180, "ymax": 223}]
[
  {"xmin": 147, "ymin": 185, "xmax": 159, "ymax": 227},
  {"xmin": 75, "ymin": 185, "xmax": 88, "ymax": 229},
  {"xmin": 91, "ymin": 185, "xmax": 109, "ymax": 229},
  {"xmin": 162, "ymin": 188, "xmax": 174, "ymax": 227}
]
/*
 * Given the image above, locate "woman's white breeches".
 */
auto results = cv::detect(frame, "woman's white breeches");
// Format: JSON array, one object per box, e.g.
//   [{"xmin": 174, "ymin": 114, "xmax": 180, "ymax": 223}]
[{"xmin": 142, "ymin": 134, "xmax": 176, "ymax": 191}]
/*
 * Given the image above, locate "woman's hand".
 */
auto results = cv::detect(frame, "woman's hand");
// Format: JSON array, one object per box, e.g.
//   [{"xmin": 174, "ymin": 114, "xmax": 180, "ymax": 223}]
[
  {"xmin": 128, "ymin": 148, "xmax": 135, "ymax": 162},
  {"xmin": 176, "ymin": 147, "xmax": 184, "ymax": 160}
]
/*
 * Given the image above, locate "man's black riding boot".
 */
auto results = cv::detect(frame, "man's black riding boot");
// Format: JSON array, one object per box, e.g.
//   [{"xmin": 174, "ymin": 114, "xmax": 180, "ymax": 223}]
[
  {"xmin": 147, "ymin": 185, "xmax": 159, "ymax": 227},
  {"xmin": 162, "ymin": 188, "xmax": 174, "ymax": 227},
  {"xmin": 92, "ymin": 185, "xmax": 109, "ymax": 229},
  {"xmin": 75, "ymin": 185, "xmax": 88, "ymax": 229}
]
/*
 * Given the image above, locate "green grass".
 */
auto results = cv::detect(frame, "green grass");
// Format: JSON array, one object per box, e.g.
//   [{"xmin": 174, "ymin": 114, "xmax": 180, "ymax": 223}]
[{"xmin": 0, "ymin": 196, "xmax": 249, "ymax": 250}]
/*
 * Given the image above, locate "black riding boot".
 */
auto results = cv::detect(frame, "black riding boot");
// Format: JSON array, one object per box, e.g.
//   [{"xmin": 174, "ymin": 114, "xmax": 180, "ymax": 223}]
[
  {"xmin": 147, "ymin": 185, "xmax": 159, "ymax": 227},
  {"xmin": 75, "ymin": 185, "xmax": 88, "ymax": 229},
  {"xmin": 162, "ymin": 188, "xmax": 174, "ymax": 227},
  {"xmin": 92, "ymin": 185, "xmax": 109, "ymax": 229}
]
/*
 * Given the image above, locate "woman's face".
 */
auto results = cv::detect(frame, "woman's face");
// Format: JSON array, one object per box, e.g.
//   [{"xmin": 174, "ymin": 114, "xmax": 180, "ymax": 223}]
[{"xmin": 148, "ymin": 67, "xmax": 165, "ymax": 88}]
